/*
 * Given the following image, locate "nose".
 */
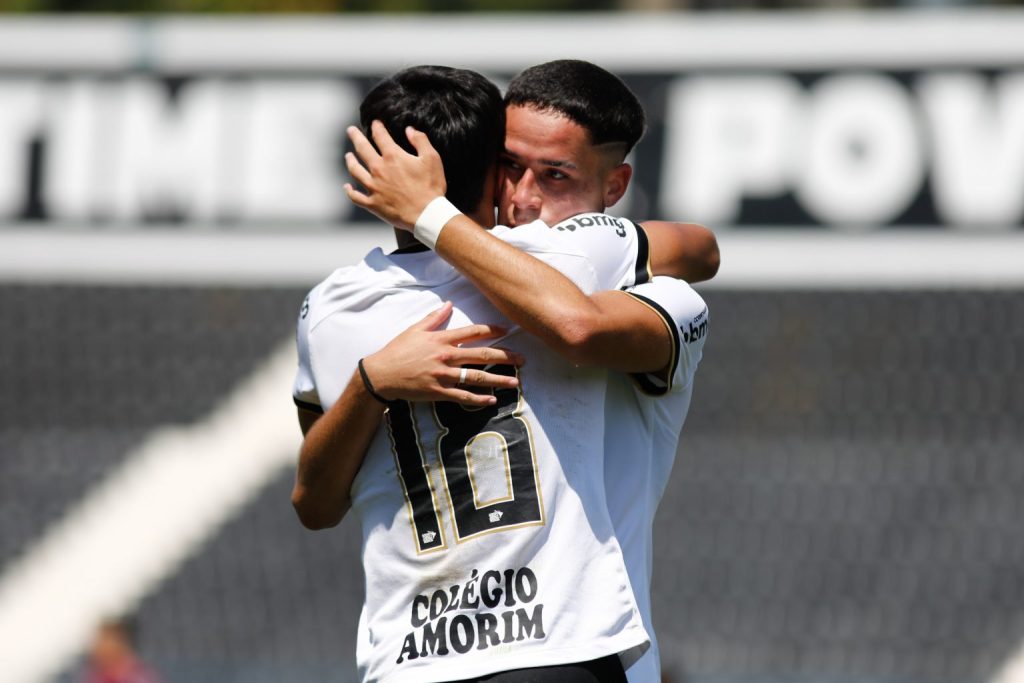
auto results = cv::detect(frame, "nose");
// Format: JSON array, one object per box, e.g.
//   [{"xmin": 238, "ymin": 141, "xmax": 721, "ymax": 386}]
[{"xmin": 511, "ymin": 169, "xmax": 541, "ymax": 214}]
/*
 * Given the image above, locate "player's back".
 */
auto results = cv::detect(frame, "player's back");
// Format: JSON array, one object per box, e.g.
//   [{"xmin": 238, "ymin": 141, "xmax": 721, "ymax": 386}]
[{"xmin": 296, "ymin": 232, "xmax": 649, "ymax": 683}]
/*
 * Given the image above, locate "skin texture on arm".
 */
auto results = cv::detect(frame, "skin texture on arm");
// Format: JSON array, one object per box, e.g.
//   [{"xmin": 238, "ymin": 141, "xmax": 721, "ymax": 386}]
[
  {"xmin": 292, "ymin": 305, "xmax": 525, "ymax": 529},
  {"xmin": 292, "ymin": 370, "xmax": 384, "ymax": 530},
  {"xmin": 643, "ymin": 220, "xmax": 720, "ymax": 284},
  {"xmin": 344, "ymin": 122, "xmax": 715, "ymax": 372},
  {"xmin": 431, "ymin": 214, "xmax": 672, "ymax": 371}
]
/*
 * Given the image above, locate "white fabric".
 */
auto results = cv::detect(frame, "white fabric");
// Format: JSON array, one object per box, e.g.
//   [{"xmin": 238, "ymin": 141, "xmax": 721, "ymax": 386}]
[
  {"xmin": 294, "ymin": 213, "xmax": 652, "ymax": 683},
  {"xmin": 292, "ymin": 289, "xmax": 320, "ymax": 409},
  {"xmin": 605, "ymin": 276, "xmax": 709, "ymax": 683},
  {"xmin": 413, "ymin": 196, "xmax": 461, "ymax": 249}
]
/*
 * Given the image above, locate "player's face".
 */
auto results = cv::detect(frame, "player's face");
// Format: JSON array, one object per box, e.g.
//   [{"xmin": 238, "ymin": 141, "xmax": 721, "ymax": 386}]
[{"xmin": 499, "ymin": 105, "xmax": 629, "ymax": 227}]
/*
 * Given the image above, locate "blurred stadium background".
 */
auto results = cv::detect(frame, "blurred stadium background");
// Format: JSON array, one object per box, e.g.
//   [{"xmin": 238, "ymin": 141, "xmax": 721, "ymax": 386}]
[{"xmin": 1, "ymin": 5, "xmax": 1023, "ymax": 683}]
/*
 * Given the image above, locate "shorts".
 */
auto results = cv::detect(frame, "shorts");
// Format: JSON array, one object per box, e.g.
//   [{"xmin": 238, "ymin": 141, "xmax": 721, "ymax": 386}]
[{"xmin": 451, "ymin": 654, "xmax": 627, "ymax": 683}]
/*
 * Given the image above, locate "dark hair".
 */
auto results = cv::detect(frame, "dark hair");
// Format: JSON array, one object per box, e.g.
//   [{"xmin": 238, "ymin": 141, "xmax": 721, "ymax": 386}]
[
  {"xmin": 360, "ymin": 65, "xmax": 504, "ymax": 214},
  {"xmin": 505, "ymin": 59, "xmax": 646, "ymax": 155}
]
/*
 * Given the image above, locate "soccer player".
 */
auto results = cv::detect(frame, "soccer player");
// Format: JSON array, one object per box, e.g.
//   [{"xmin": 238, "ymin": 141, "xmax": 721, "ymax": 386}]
[
  {"xmin": 292, "ymin": 65, "xmax": 705, "ymax": 683},
  {"xmin": 343, "ymin": 60, "xmax": 711, "ymax": 683}
]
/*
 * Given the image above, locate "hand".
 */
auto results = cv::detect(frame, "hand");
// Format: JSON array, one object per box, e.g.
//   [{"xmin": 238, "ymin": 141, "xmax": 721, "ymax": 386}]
[
  {"xmin": 344, "ymin": 121, "xmax": 447, "ymax": 232},
  {"xmin": 360, "ymin": 302, "xmax": 525, "ymax": 407}
]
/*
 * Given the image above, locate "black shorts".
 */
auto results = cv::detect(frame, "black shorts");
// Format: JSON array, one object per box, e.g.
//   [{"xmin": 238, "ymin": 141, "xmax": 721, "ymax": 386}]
[{"xmin": 450, "ymin": 654, "xmax": 627, "ymax": 683}]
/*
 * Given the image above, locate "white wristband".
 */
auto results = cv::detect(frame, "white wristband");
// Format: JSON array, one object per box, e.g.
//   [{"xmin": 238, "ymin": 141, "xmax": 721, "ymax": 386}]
[{"xmin": 413, "ymin": 196, "xmax": 461, "ymax": 250}]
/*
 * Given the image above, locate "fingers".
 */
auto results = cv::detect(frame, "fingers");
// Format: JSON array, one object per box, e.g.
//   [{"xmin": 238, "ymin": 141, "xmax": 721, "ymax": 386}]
[
  {"xmin": 371, "ymin": 119, "xmax": 405, "ymax": 156},
  {"xmin": 439, "ymin": 388, "xmax": 499, "ymax": 408},
  {"xmin": 343, "ymin": 183, "xmax": 373, "ymax": 209},
  {"xmin": 449, "ymin": 345, "xmax": 525, "ymax": 368},
  {"xmin": 406, "ymin": 127, "xmax": 441, "ymax": 162},
  {"xmin": 449, "ymin": 366, "xmax": 520, "ymax": 390},
  {"xmin": 439, "ymin": 323, "xmax": 508, "ymax": 345},
  {"xmin": 412, "ymin": 301, "xmax": 454, "ymax": 332},
  {"xmin": 344, "ymin": 152, "xmax": 374, "ymax": 191},
  {"xmin": 346, "ymin": 125, "xmax": 381, "ymax": 167}
]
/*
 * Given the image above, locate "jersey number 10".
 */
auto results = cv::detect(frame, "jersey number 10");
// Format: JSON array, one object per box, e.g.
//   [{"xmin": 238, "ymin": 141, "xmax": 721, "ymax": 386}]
[{"xmin": 385, "ymin": 366, "xmax": 544, "ymax": 553}]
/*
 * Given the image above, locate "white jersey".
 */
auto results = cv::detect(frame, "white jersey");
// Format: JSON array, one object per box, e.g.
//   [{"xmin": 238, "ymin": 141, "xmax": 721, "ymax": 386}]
[
  {"xmin": 293, "ymin": 214, "xmax": 654, "ymax": 683},
  {"xmin": 604, "ymin": 276, "xmax": 708, "ymax": 683}
]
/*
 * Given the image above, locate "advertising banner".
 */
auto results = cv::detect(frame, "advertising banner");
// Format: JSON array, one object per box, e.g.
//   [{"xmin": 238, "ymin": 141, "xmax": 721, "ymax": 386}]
[{"xmin": 1, "ymin": 12, "xmax": 1022, "ymax": 231}]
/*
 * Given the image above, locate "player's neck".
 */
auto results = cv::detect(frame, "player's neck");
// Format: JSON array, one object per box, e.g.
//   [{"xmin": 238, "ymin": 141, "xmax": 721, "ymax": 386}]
[{"xmin": 393, "ymin": 228, "xmax": 422, "ymax": 251}]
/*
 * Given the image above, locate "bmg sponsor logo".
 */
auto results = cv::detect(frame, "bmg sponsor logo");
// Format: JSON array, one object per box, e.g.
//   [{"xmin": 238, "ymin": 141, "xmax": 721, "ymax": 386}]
[{"xmin": 682, "ymin": 309, "xmax": 708, "ymax": 344}]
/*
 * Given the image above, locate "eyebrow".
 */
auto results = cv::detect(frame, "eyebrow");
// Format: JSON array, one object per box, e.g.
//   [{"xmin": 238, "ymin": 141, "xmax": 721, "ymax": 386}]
[{"xmin": 502, "ymin": 150, "xmax": 578, "ymax": 171}]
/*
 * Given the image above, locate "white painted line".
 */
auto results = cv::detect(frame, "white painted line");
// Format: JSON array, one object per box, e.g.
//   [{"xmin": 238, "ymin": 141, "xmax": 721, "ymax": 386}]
[
  {"xmin": 0, "ymin": 343, "xmax": 301, "ymax": 683},
  {"xmin": 2, "ymin": 225, "xmax": 1023, "ymax": 289},
  {"xmin": 0, "ymin": 18, "xmax": 138, "ymax": 70},
  {"xmin": 990, "ymin": 646, "xmax": 1024, "ymax": 683},
  {"xmin": 703, "ymin": 230, "xmax": 1024, "ymax": 289},
  {"xmin": 3, "ymin": 11, "xmax": 1024, "ymax": 73},
  {"xmin": 153, "ymin": 11, "xmax": 1024, "ymax": 71},
  {"xmin": 0, "ymin": 225, "xmax": 392, "ymax": 287}
]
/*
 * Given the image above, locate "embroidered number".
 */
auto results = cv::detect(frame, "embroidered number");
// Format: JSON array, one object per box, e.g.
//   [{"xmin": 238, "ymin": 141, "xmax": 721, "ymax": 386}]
[{"xmin": 386, "ymin": 365, "xmax": 543, "ymax": 553}]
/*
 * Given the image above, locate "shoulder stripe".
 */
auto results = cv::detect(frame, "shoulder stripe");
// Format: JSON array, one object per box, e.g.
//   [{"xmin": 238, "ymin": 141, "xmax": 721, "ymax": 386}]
[
  {"xmin": 294, "ymin": 397, "xmax": 324, "ymax": 414},
  {"xmin": 632, "ymin": 222, "xmax": 653, "ymax": 286},
  {"xmin": 625, "ymin": 291, "xmax": 681, "ymax": 397}
]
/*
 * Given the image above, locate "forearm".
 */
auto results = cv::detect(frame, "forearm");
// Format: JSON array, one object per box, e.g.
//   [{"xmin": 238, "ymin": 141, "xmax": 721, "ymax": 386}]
[
  {"xmin": 641, "ymin": 221, "xmax": 720, "ymax": 282},
  {"xmin": 434, "ymin": 219, "xmax": 671, "ymax": 372},
  {"xmin": 292, "ymin": 370, "xmax": 384, "ymax": 529},
  {"xmin": 568, "ymin": 290, "xmax": 672, "ymax": 372},
  {"xmin": 434, "ymin": 215, "xmax": 604, "ymax": 359}
]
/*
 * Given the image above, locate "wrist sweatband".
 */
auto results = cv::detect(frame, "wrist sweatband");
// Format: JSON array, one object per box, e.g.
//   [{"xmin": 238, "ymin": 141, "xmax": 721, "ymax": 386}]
[
  {"xmin": 357, "ymin": 358, "xmax": 389, "ymax": 405},
  {"xmin": 413, "ymin": 196, "xmax": 461, "ymax": 249}
]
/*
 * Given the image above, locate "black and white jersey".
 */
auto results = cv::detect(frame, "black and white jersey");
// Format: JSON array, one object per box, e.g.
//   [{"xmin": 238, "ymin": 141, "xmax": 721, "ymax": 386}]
[
  {"xmin": 294, "ymin": 214, "xmax": 654, "ymax": 683},
  {"xmin": 604, "ymin": 276, "xmax": 709, "ymax": 683}
]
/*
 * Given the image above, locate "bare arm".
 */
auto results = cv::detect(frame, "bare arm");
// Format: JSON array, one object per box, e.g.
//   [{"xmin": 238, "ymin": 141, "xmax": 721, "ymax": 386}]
[
  {"xmin": 427, "ymin": 214, "xmax": 671, "ymax": 370},
  {"xmin": 292, "ymin": 371, "xmax": 383, "ymax": 530},
  {"xmin": 343, "ymin": 122, "xmax": 717, "ymax": 372},
  {"xmin": 643, "ymin": 220, "xmax": 721, "ymax": 284}
]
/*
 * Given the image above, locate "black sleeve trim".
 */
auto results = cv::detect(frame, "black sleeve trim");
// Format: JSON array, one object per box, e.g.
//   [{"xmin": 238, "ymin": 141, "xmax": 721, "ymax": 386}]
[
  {"xmin": 625, "ymin": 292, "xmax": 681, "ymax": 397},
  {"xmin": 632, "ymin": 222, "xmax": 653, "ymax": 286},
  {"xmin": 294, "ymin": 397, "xmax": 325, "ymax": 414}
]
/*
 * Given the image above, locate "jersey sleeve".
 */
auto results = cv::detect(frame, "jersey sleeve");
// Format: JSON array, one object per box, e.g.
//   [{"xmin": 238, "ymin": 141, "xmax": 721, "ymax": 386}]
[
  {"xmin": 293, "ymin": 289, "xmax": 324, "ymax": 414},
  {"xmin": 545, "ymin": 213, "xmax": 652, "ymax": 291},
  {"xmin": 624, "ymin": 276, "xmax": 708, "ymax": 397}
]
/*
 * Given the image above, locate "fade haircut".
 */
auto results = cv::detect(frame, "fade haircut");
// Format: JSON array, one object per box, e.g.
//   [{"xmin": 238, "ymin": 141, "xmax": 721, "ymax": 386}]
[
  {"xmin": 505, "ymin": 59, "xmax": 646, "ymax": 156},
  {"xmin": 360, "ymin": 65, "xmax": 504, "ymax": 214}
]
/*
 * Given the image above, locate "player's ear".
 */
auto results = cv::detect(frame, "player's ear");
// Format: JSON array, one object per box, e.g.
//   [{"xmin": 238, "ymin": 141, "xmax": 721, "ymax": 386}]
[{"xmin": 603, "ymin": 162, "xmax": 632, "ymax": 208}]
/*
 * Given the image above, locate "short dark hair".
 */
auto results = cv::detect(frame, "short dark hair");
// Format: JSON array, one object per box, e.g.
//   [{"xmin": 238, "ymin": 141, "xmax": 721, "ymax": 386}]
[
  {"xmin": 505, "ymin": 59, "xmax": 646, "ymax": 155},
  {"xmin": 360, "ymin": 65, "xmax": 504, "ymax": 214}
]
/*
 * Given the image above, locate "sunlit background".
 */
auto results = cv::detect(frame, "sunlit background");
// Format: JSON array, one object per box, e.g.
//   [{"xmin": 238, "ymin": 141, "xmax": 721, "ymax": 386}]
[{"xmin": 1, "ymin": 3, "xmax": 1023, "ymax": 683}]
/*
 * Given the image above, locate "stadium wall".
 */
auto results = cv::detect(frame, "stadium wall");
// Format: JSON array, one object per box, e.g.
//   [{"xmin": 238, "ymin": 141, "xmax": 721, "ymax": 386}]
[{"xmin": 0, "ymin": 11, "xmax": 1023, "ymax": 232}]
